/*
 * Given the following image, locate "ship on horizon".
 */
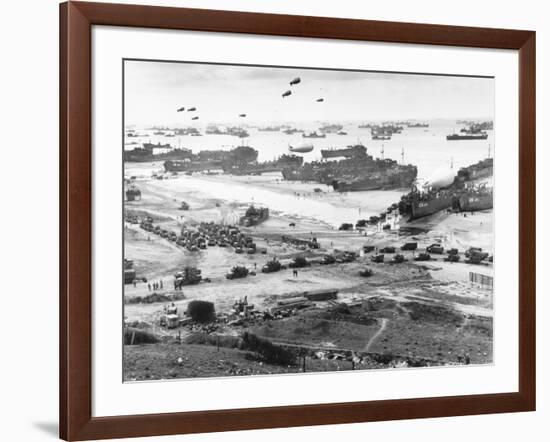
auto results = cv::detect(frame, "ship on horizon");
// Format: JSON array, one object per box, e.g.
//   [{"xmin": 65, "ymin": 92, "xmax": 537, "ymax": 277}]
[
  {"xmin": 446, "ymin": 132, "xmax": 488, "ymax": 141},
  {"xmin": 302, "ymin": 131, "xmax": 326, "ymax": 139}
]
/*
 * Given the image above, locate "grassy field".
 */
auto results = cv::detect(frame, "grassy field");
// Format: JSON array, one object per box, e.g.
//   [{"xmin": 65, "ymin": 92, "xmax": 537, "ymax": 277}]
[{"xmin": 124, "ymin": 343, "xmax": 378, "ymax": 381}]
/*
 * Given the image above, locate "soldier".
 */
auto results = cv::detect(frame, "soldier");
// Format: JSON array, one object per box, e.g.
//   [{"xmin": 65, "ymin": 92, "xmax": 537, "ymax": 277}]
[{"xmin": 147, "ymin": 283, "xmax": 151, "ymax": 291}]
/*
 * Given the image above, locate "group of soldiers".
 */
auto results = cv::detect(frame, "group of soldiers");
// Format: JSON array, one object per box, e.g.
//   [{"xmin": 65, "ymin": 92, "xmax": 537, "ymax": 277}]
[{"xmin": 147, "ymin": 280, "xmax": 164, "ymax": 291}]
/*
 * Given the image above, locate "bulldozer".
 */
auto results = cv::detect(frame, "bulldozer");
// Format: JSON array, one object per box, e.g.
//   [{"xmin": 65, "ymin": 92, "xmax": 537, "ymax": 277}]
[
  {"xmin": 391, "ymin": 254, "xmax": 405, "ymax": 264},
  {"xmin": 370, "ymin": 254, "xmax": 384, "ymax": 263},
  {"xmin": 261, "ymin": 258, "xmax": 286, "ymax": 273},
  {"xmin": 465, "ymin": 250, "xmax": 488, "ymax": 264},
  {"xmin": 359, "ymin": 268, "xmax": 373, "ymax": 277},
  {"xmin": 321, "ymin": 254, "xmax": 336, "ymax": 265},
  {"xmin": 226, "ymin": 266, "xmax": 249, "ymax": 280},
  {"xmin": 174, "ymin": 267, "xmax": 202, "ymax": 289}
]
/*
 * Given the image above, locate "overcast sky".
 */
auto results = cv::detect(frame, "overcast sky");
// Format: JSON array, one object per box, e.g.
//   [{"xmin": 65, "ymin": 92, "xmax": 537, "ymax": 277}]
[{"xmin": 124, "ymin": 60, "xmax": 494, "ymax": 127}]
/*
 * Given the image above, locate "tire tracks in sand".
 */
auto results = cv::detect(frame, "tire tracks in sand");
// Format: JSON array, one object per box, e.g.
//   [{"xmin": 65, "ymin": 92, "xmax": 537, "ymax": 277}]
[{"xmin": 364, "ymin": 318, "xmax": 388, "ymax": 352}]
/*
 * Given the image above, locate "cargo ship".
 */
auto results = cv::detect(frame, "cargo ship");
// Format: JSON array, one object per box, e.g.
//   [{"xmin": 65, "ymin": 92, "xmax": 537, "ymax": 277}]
[
  {"xmin": 398, "ymin": 159, "xmax": 493, "ymax": 221},
  {"xmin": 399, "ymin": 189, "xmax": 456, "ymax": 221},
  {"xmin": 446, "ymin": 132, "xmax": 488, "ymax": 140},
  {"xmin": 283, "ymin": 128, "xmax": 304, "ymax": 135},
  {"xmin": 333, "ymin": 166, "xmax": 418, "ymax": 192},
  {"xmin": 222, "ymin": 153, "xmax": 303, "ymax": 175},
  {"xmin": 276, "ymin": 154, "xmax": 304, "ymax": 167},
  {"xmin": 455, "ymin": 157, "xmax": 493, "ymax": 182},
  {"xmin": 321, "ymin": 144, "xmax": 367, "ymax": 159},
  {"xmin": 239, "ymin": 205, "xmax": 269, "ymax": 227},
  {"xmin": 282, "ymin": 144, "xmax": 417, "ymax": 191},
  {"xmin": 406, "ymin": 122, "xmax": 429, "ymax": 128},
  {"xmin": 163, "ymin": 159, "xmax": 223, "ymax": 172},
  {"xmin": 302, "ymin": 131, "xmax": 326, "ymax": 138},
  {"xmin": 452, "ymin": 187, "xmax": 493, "ymax": 212},
  {"xmin": 174, "ymin": 127, "xmax": 201, "ymax": 136},
  {"xmin": 124, "ymin": 143, "xmax": 192, "ymax": 162},
  {"xmin": 319, "ymin": 124, "xmax": 343, "ymax": 134}
]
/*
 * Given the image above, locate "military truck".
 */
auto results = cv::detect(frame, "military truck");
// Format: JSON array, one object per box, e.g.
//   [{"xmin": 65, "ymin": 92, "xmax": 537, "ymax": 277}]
[
  {"xmin": 370, "ymin": 254, "xmax": 384, "ymax": 263},
  {"xmin": 465, "ymin": 250, "xmax": 489, "ymax": 264},
  {"xmin": 289, "ymin": 256, "xmax": 311, "ymax": 268},
  {"xmin": 226, "ymin": 266, "xmax": 249, "ymax": 280},
  {"xmin": 335, "ymin": 251, "xmax": 357, "ymax": 263},
  {"xmin": 401, "ymin": 242, "xmax": 418, "ymax": 251},
  {"xmin": 414, "ymin": 253, "xmax": 431, "ymax": 262},
  {"xmin": 391, "ymin": 254, "xmax": 405, "ymax": 263},
  {"xmin": 321, "ymin": 254, "xmax": 336, "ymax": 265},
  {"xmin": 444, "ymin": 254, "xmax": 460, "ymax": 262},
  {"xmin": 427, "ymin": 244, "xmax": 444, "ymax": 254},
  {"xmin": 465, "ymin": 247, "xmax": 488, "ymax": 260},
  {"xmin": 363, "ymin": 245, "xmax": 376, "ymax": 253},
  {"xmin": 124, "ymin": 259, "xmax": 136, "ymax": 284},
  {"xmin": 338, "ymin": 223, "xmax": 353, "ymax": 231}
]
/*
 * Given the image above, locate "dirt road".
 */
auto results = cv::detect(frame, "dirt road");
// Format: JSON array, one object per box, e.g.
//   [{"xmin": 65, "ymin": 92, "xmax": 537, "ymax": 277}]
[{"xmin": 364, "ymin": 318, "xmax": 388, "ymax": 351}]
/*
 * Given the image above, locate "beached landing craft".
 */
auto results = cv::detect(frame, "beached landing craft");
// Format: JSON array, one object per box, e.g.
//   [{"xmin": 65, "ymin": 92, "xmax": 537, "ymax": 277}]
[
  {"xmin": 239, "ymin": 205, "xmax": 269, "ymax": 227},
  {"xmin": 288, "ymin": 142, "xmax": 314, "ymax": 153},
  {"xmin": 125, "ymin": 185, "xmax": 141, "ymax": 202},
  {"xmin": 282, "ymin": 143, "xmax": 417, "ymax": 191},
  {"xmin": 453, "ymin": 184, "xmax": 494, "ymax": 212},
  {"xmin": 398, "ymin": 158, "xmax": 494, "ymax": 221}
]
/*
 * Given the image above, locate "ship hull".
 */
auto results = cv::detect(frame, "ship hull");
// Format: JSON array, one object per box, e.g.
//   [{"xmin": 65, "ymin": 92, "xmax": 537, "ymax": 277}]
[
  {"xmin": 333, "ymin": 168, "xmax": 417, "ymax": 192},
  {"xmin": 239, "ymin": 209, "xmax": 269, "ymax": 226},
  {"xmin": 446, "ymin": 134, "xmax": 488, "ymax": 140},
  {"xmin": 164, "ymin": 160, "xmax": 223, "ymax": 172},
  {"xmin": 454, "ymin": 193, "xmax": 493, "ymax": 211},
  {"xmin": 409, "ymin": 195, "xmax": 454, "ymax": 220}
]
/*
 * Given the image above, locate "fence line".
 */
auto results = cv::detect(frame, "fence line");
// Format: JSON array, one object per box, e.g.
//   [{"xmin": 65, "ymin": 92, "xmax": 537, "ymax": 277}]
[{"xmin": 469, "ymin": 271, "xmax": 493, "ymax": 288}]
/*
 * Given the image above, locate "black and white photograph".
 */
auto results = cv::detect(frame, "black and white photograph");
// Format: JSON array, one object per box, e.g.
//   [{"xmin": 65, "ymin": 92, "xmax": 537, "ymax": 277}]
[{"xmin": 123, "ymin": 59, "xmax": 494, "ymax": 381}]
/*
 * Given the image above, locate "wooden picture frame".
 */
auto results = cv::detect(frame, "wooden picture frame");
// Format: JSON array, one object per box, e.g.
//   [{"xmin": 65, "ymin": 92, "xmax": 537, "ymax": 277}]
[{"xmin": 60, "ymin": 1, "xmax": 536, "ymax": 440}]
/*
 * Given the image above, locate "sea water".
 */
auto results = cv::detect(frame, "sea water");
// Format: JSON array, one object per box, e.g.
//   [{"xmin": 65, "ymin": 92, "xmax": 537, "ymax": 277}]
[{"xmin": 124, "ymin": 119, "xmax": 494, "ymax": 227}]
